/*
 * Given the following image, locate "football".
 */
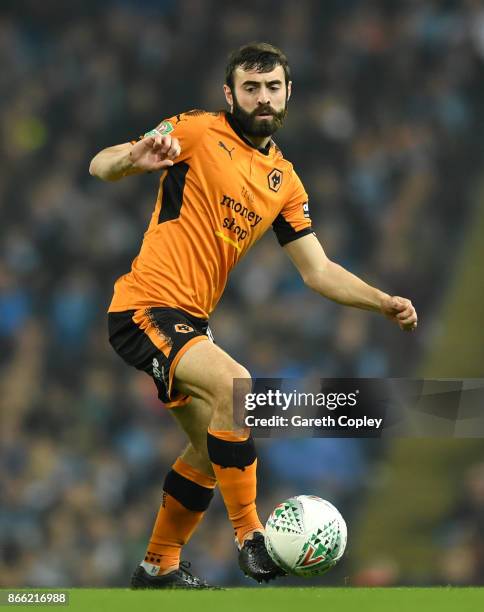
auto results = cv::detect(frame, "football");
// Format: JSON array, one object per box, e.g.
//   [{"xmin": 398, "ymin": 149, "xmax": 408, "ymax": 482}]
[{"xmin": 265, "ymin": 495, "xmax": 347, "ymax": 577}]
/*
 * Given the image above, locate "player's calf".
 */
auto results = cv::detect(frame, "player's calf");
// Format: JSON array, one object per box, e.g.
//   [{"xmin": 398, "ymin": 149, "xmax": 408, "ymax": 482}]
[
  {"xmin": 206, "ymin": 427, "xmax": 284, "ymax": 582},
  {"xmin": 141, "ymin": 457, "xmax": 216, "ymax": 578}
]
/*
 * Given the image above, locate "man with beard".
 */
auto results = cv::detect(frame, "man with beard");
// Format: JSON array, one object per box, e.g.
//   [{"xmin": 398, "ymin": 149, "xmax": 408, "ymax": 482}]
[{"xmin": 89, "ymin": 43, "xmax": 417, "ymax": 588}]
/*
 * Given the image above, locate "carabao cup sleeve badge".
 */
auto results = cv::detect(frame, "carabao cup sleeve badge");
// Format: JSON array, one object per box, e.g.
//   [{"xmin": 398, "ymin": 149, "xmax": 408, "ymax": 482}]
[{"xmin": 144, "ymin": 121, "xmax": 174, "ymax": 138}]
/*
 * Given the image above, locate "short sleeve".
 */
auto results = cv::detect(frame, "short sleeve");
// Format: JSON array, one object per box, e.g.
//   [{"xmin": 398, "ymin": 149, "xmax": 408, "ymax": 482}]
[
  {"xmin": 135, "ymin": 110, "xmax": 218, "ymax": 163},
  {"xmin": 272, "ymin": 170, "xmax": 313, "ymax": 246}
]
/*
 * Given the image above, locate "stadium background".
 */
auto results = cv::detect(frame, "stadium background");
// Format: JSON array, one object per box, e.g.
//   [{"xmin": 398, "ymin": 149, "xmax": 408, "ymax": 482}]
[{"xmin": 1, "ymin": 0, "xmax": 484, "ymax": 588}]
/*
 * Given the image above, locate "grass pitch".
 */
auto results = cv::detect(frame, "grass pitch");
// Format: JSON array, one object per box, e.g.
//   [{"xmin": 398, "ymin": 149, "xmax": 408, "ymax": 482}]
[{"xmin": 2, "ymin": 587, "xmax": 484, "ymax": 612}]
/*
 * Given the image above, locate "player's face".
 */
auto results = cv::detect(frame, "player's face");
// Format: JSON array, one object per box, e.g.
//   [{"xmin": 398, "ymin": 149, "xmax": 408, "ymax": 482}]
[{"xmin": 226, "ymin": 65, "xmax": 291, "ymax": 137}]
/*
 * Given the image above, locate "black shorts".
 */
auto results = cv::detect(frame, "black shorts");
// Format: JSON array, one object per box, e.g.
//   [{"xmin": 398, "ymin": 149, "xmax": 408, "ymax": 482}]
[{"xmin": 108, "ymin": 307, "xmax": 213, "ymax": 408}]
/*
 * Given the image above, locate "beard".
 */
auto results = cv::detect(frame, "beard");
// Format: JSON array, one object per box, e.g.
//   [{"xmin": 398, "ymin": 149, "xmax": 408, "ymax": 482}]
[{"xmin": 232, "ymin": 94, "xmax": 287, "ymax": 137}]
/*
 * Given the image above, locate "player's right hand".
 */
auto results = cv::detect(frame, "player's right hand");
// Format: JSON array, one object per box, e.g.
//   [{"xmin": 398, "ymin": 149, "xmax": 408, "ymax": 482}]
[{"xmin": 129, "ymin": 134, "xmax": 181, "ymax": 171}]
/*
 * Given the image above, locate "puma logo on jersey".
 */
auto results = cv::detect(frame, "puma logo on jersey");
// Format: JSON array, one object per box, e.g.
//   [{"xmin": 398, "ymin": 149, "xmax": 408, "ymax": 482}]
[
  {"xmin": 218, "ymin": 140, "xmax": 235, "ymax": 159},
  {"xmin": 152, "ymin": 357, "xmax": 162, "ymax": 379}
]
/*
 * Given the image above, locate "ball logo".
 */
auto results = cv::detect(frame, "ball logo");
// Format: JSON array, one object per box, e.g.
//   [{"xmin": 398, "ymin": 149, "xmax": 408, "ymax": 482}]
[
  {"xmin": 174, "ymin": 323, "xmax": 194, "ymax": 333},
  {"xmin": 299, "ymin": 544, "xmax": 326, "ymax": 567},
  {"xmin": 268, "ymin": 168, "xmax": 283, "ymax": 192}
]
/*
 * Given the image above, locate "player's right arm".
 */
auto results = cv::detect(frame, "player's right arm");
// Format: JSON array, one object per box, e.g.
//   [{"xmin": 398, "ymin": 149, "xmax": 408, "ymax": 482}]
[{"xmin": 89, "ymin": 134, "xmax": 181, "ymax": 181}]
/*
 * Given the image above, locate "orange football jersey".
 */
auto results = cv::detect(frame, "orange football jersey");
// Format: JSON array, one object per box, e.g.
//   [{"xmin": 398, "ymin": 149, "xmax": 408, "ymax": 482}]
[{"xmin": 108, "ymin": 110, "xmax": 312, "ymax": 319}]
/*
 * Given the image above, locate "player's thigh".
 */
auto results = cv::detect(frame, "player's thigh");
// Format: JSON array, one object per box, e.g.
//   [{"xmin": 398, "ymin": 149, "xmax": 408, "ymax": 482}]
[
  {"xmin": 169, "ymin": 396, "xmax": 213, "ymax": 453},
  {"xmin": 174, "ymin": 338, "xmax": 251, "ymax": 405}
]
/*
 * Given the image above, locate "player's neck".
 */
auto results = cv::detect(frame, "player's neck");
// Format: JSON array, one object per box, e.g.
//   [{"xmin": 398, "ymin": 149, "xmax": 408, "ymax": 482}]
[{"xmin": 243, "ymin": 133, "xmax": 272, "ymax": 150}]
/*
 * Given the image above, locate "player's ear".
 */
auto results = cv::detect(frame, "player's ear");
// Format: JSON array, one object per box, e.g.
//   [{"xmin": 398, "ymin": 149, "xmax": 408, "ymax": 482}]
[
  {"xmin": 223, "ymin": 84, "xmax": 233, "ymax": 111},
  {"xmin": 287, "ymin": 80, "xmax": 292, "ymax": 102}
]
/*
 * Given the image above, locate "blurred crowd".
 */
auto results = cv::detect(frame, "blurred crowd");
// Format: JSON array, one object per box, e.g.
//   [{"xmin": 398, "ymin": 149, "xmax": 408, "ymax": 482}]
[{"xmin": 1, "ymin": 0, "xmax": 484, "ymax": 587}]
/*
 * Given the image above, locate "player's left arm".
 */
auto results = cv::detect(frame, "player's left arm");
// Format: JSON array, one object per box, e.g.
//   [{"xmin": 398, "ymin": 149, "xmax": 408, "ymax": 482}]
[{"xmin": 284, "ymin": 233, "xmax": 418, "ymax": 331}]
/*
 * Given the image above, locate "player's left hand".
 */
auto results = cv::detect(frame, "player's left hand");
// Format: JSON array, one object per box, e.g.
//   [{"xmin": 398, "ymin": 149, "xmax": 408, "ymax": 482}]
[{"xmin": 380, "ymin": 295, "xmax": 418, "ymax": 331}]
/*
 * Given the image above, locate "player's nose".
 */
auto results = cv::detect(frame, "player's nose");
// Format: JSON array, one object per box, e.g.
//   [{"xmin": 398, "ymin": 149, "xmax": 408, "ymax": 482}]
[{"xmin": 256, "ymin": 87, "xmax": 271, "ymax": 105}]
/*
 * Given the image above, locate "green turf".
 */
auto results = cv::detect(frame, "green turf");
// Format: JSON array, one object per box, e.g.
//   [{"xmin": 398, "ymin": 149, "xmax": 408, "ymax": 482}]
[{"xmin": 2, "ymin": 588, "xmax": 484, "ymax": 612}]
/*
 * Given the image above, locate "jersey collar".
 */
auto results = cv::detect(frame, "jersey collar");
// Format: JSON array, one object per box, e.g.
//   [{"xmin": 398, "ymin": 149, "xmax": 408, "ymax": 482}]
[{"xmin": 225, "ymin": 112, "xmax": 272, "ymax": 156}]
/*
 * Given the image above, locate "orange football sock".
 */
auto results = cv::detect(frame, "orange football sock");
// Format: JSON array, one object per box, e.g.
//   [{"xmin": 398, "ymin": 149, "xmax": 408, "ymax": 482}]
[
  {"xmin": 142, "ymin": 457, "xmax": 216, "ymax": 575},
  {"xmin": 207, "ymin": 429, "xmax": 263, "ymax": 545}
]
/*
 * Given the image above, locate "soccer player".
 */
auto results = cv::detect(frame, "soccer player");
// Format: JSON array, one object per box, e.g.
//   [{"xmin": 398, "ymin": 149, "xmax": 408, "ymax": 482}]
[{"xmin": 89, "ymin": 42, "xmax": 417, "ymax": 588}]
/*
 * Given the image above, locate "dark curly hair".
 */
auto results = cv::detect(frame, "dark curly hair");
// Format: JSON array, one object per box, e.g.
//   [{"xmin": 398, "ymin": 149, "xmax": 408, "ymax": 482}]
[{"xmin": 225, "ymin": 42, "xmax": 291, "ymax": 90}]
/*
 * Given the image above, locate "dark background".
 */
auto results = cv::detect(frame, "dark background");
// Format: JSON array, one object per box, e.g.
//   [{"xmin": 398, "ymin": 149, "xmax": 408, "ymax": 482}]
[{"xmin": 1, "ymin": 0, "xmax": 484, "ymax": 587}]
